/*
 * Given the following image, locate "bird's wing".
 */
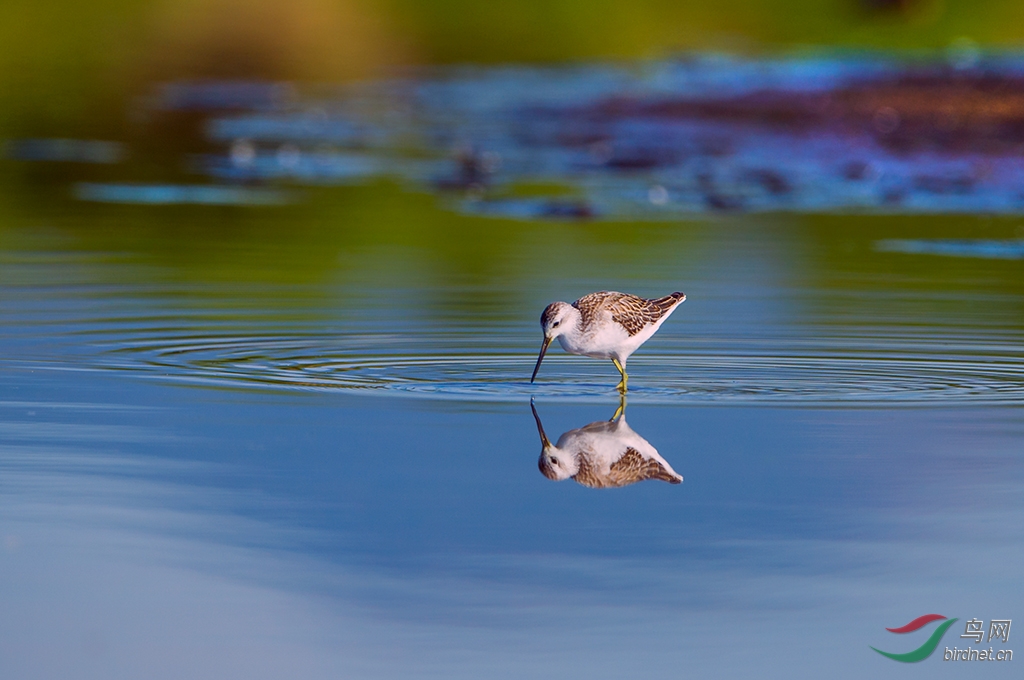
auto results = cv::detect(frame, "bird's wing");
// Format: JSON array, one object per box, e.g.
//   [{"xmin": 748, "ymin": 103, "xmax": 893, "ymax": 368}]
[
  {"xmin": 571, "ymin": 291, "xmax": 618, "ymax": 331},
  {"xmin": 608, "ymin": 447, "xmax": 683, "ymax": 485},
  {"xmin": 574, "ymin": 291, "xmax": 684, "ymax": 337},
  {"xmin": 572, "ymin": 450, "xmax": 612, "ymax": 489}
]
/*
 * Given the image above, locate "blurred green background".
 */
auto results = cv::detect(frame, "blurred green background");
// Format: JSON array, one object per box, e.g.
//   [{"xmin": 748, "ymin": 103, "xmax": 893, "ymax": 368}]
[
  {"xmin": 3, "ymin": 0, "xmax": 1024, "ymax": 136},
  {"xmin": 3, "ymin": 0, "xmax": 1024, "ymax": 309}
]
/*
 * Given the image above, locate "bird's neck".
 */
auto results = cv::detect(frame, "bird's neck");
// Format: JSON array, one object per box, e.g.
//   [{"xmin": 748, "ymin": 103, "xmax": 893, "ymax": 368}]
[
  {"xmin": 556, "ymin": 324, "xmax": 585, "ymax": 354},
  {"xmin": 561, "ymin": 309, "xmax": 585, "ymax": 342}
]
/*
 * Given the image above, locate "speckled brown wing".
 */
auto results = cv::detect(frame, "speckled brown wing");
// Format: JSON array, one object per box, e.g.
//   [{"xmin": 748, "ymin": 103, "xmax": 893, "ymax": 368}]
[
  {"xmin": 607, "ymin": 447, "xmax": 682, "ymax": 486},
  {"xmin": 573, "ymin": 291, "xmax": 685, "ymax": 337},
  {"xmin": 571, "ymin": 454, "xmax": 611, "ymax": 489},
  {"xmin": 571, "ymin": 292, "xmax": 618, "ymax": 331}
]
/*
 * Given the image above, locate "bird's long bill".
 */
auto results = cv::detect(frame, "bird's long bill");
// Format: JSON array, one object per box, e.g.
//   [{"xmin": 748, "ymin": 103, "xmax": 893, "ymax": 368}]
[
  {"xmin": 530, "ymin": 399, "xmax": 550, "ymax": 448},
  {"xmin": 530, "ymin": 336, "xmax": 553, "ymax": 383}
]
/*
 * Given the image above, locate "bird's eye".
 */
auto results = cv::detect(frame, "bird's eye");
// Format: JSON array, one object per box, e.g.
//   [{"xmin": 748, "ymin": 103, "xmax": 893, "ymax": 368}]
[
  {"xmin": 550, "ymin": 457, "xmax": 559, "ymax": 465},
  {"xmin": 552, "ymin": 321, "xmax": 560, "ymax": 327}
]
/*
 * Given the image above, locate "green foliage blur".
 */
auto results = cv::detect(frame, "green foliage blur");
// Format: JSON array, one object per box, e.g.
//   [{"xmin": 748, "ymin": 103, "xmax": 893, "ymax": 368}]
[
  {"xmin": 3, "ymin": 0, "xmax": 1024, "ymax": 136},
  {"xmin": 2, "ymin": 0, "xmax": 1023, "ymax": 322}
]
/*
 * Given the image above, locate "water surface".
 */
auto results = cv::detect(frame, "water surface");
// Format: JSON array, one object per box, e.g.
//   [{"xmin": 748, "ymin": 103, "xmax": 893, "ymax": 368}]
[{"xmin": 2, "ymin": 59, "xmax": 1024, "ymax": 678}]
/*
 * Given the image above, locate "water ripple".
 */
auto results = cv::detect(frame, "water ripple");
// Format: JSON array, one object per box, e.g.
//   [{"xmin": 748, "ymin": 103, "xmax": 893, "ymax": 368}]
[
  {"xmin": 84, "ymin": 332, "xmax": 1024, "ymax": 406},
  {"xmin": 876, "ymin": 238, "xmax": 1024, "ymax": 259}
]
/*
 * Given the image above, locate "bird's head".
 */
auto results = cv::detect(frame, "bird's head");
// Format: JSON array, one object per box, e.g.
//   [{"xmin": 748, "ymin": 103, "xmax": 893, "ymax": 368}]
[
  {"xmin": 540, "ymin": 301, "xmax": 575, "ymax": 338},
  {"xmin": 531, "ymin": 301, "xmax": 576, "ymax": 382},
  {"xmin": 531, "ymin": 399, "xmax": 577, "ymax": 481},
  {"xmin": 538, "ymin": 447, "xmax": 577, "ymax": 481}
]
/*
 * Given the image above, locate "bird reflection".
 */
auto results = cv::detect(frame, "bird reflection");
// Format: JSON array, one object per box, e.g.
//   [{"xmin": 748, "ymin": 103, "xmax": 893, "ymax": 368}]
[{"xmin": 531, "ymin": 398, "xmax": 682, "ymax": 488}]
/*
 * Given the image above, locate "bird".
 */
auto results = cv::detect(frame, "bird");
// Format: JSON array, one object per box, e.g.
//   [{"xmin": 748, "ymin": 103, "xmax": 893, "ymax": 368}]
[
  {"xmin": 530, "ymin": 291, "xmax": 686, "ymax": 392},
  {"xmin": 531, "ymin": 398, "xmax": 682, "ymax": 488}
]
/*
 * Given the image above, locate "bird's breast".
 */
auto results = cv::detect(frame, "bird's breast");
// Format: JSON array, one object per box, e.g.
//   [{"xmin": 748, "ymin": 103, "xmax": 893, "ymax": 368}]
[{"xmin": 557, "ymin": 324, "xmax": 629, "ymax": 359}]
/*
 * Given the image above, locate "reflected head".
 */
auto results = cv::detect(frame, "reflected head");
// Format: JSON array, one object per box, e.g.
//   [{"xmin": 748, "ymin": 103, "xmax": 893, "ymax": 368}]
[{"xmin": 538, "ymin": 450, "xmax": 575, "ymax": 481}]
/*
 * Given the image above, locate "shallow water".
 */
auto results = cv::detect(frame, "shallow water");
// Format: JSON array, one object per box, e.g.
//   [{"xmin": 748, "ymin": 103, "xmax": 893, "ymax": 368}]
[
  {"xmin": 3, "ymin": 60, "xmax": 1024, "ymax": 677},
  {"xmin": 4, "ymin": 210, "xmax": 1022, "ymax": 407}
]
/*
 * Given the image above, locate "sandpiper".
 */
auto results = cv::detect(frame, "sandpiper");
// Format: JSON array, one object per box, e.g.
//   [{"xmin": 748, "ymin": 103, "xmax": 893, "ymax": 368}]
[
  {"xmin": 531, "ymin": 398, "xmax": 682, "ymax": 488},
  {"xmin": 531, "ymin": 290, "xmax": 685, "ymax": 392}
]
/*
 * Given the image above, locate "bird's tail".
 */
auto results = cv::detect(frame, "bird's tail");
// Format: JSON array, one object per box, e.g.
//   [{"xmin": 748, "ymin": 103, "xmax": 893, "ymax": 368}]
[{"xmin": 650, "ymin": 291, "xmax": 686, "ymax": 314}]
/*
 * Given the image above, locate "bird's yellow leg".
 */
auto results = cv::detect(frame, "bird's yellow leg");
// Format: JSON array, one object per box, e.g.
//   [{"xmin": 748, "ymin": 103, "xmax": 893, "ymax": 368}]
[
  {"xmin": 610, "ymin": 394, "xmax": 627, "ymax": 421},
  {"xmin": 612, "ymin": 358, "xmax": 628, "ymax": 394}
]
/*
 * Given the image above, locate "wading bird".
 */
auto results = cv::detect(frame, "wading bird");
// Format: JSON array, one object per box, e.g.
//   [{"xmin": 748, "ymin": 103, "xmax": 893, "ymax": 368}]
[{"xmin": 531, "ymin": 291, "xmax": 685, "ymax": 392}]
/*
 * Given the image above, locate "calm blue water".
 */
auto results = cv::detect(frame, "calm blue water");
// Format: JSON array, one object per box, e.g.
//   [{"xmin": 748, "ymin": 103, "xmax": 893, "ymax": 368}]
[
  {"xmin": 2, "ymin": 206, "xmax": 1022, "ymax": 678},
  {"xmin": 3, "ymin": 56, "xmax": 1024, "ymax": 678},
  {"xmin": 3, "ymin": 368, "xmax": 1021, "ymax": 678}
]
